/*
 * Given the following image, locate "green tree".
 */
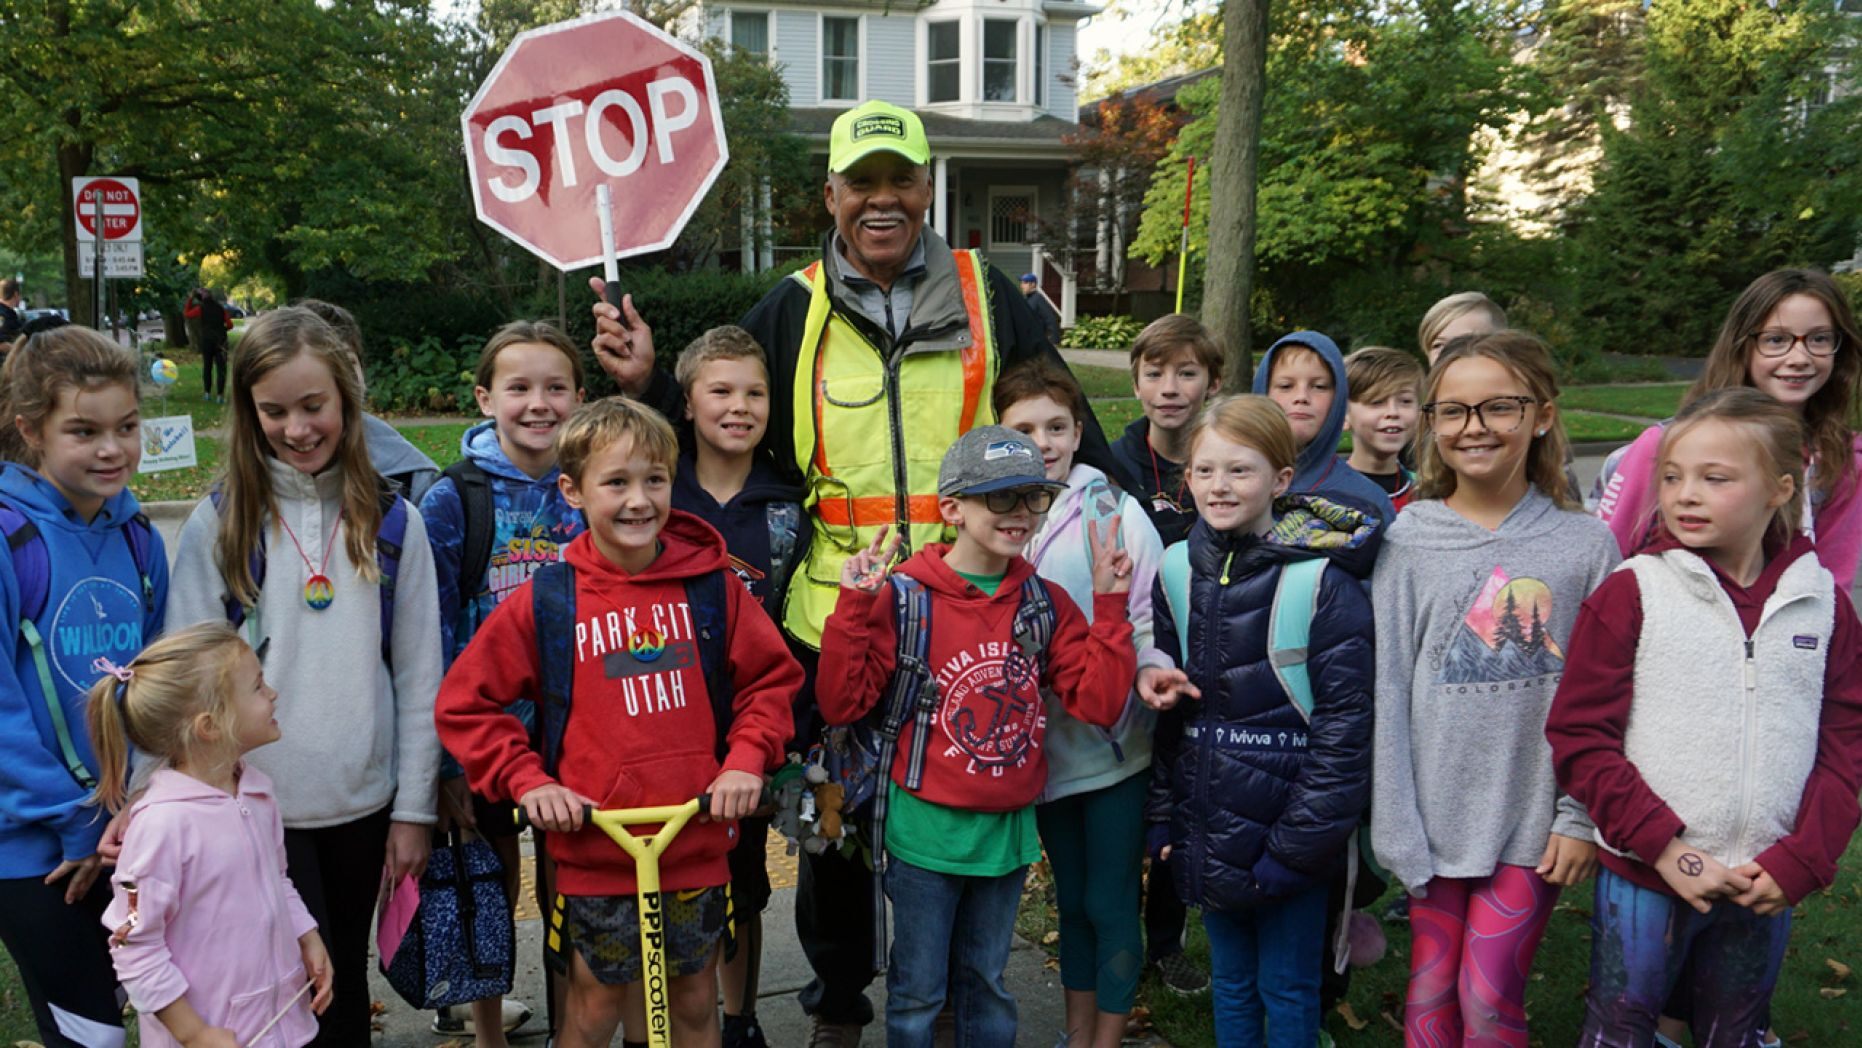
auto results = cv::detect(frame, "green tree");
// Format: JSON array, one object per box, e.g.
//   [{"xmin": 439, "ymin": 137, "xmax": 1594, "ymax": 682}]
[
  {"xmin": 1080, "ymin": 4, "xmax": 1224, "ymax": 103},
  {"xmin": 1566, "ymin": 0, "xmax": 1862, "ymax": 358},
  {"xmin": 0, "ymin": 1, "xmax": 466, "ymax": 324},
  {"xmin": 1136, "ymin": 0, "xmax": 1531, "ymax": 349}
]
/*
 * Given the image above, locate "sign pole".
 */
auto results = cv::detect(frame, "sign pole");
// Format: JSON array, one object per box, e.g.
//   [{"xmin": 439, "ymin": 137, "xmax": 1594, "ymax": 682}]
[
  {"xmin": 1175, "ymin": 156, "xmax": 1196, "ymax": 315},
  {"xmin": 92, "ymin": 193, "xmax": 106, "ymax": 329},
  {"xmin": 596, "ymin": 183, "xmax": 622, "ymax": 311}
]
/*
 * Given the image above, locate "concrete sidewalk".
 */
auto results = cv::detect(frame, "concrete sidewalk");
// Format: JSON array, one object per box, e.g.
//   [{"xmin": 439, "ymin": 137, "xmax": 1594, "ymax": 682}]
[{"xmin": 364, "ymin": 880, "xmax": 1099, "ymax": 1046}]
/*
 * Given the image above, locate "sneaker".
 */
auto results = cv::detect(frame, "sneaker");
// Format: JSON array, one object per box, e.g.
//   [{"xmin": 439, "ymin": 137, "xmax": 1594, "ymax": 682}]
[
  {"xmin": 1384, "ymin": 894, "xmax": 1412, "ymax": 923},
  {"xmin": 808, "ymin": 1016, "xmax": 864, "ymax": 1047},
  {"xmin": 1153, "ymin": 951, "xmax": 1210, "ymax": 995},
  {"xmin": 430, "ymin": 999, "xmax": 535, "ymax": 1036},
  {"xmin": 723, "ymin": 1013, "xmax": 769, "ymax": 1048}
]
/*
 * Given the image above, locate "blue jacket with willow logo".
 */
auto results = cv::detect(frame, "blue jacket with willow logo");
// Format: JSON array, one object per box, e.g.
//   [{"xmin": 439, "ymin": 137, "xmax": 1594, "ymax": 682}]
[
  {"xmin": 1146, "ymin": 494, "xmax": 1377, "ymax": 913},
  {"xmin": 0, "ymin": 462, "xmax": 168, "ymax": 877}
]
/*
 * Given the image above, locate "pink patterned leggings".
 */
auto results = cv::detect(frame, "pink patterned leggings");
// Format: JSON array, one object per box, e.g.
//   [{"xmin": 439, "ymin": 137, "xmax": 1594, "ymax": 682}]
[{"xmin": 1404, "ymin": 866, "xmax": 1560, "ymax": 1047}]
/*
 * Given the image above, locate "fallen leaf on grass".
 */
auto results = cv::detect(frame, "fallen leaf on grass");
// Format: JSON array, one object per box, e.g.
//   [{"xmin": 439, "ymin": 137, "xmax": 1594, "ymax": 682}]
[
  {"xmin": 1828, "ymin": 958, "xmax": 1853, "ymax": 981},
  {"xmin": 1043, "ymin": 956, "xmax": 1059, "ymax": 971},
  {"xmin": 1381, "ymin": 1010, "xmax": 1404, "ymax": 1032},
  {"xmin": 1820, "ymin": 987, "xmax": 1847, "ymax": 999},
  {"xmin": 1043, "ymin": 930, "xmax": 1059, "ymax": 945},
  {"xmin": 1787, "ymin": 1033, "xmax": 1811, "ymax": 1044},
  {"xmin": 1335, "ymin": 1002, "xmax": 1370, "ymax": 1031}
]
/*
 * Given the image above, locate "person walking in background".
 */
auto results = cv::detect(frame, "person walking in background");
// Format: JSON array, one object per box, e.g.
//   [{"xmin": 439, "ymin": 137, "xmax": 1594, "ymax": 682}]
[
  {"xmin": 183, "ymin": 288, "xmax": 232, "ymax": 404},
  {"xmin": 1021, "ymin": 273, "xmax": 1062, "ymax": 346}
]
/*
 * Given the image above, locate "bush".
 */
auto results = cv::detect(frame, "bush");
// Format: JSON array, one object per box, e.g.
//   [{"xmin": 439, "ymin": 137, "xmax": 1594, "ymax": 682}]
[
  {"xmin": 1062, "ymin": 314, "xmax": 1146, "ymax": 350},
  {"xmin": 365, "ymin": 333, "xmax": 481, "ymax": 413}
]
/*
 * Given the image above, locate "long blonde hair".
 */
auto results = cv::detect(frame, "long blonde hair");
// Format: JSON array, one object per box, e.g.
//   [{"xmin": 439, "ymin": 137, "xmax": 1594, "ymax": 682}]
[
  {"xmin": 219, "ymin": 307, "xmax": 383, "ymax": 608},
  {"xmin": 86, "ymin": 623, "xmax": 250, "ymax": 812},
  {"xmin": 1416, "ymin": 331, "xmax": 1578, "ymax": 510}
]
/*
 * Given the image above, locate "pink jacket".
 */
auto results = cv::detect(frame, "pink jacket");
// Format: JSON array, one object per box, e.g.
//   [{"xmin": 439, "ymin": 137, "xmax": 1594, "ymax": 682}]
[
  {"xmin": 1596, "ymin": 424, "xmax": 1862, "ymax": 590},
  {"xmin": 103, "ymin": 766, "xmax": 319, "ymax": 1048}
]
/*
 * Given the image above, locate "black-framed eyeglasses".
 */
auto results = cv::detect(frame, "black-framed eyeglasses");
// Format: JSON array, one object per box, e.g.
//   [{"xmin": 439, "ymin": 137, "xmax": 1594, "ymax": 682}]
[
  {"xmin": 981, "ymin": 488, "xmax": 1055, "ymax": 514},
  {"xmin": 1422, "ymin": 395, "xmax": 1538, "ymax": 433},
  {"xmin": 1750, "ymin": 328, "xmax": 1841, "ymax": 358}
]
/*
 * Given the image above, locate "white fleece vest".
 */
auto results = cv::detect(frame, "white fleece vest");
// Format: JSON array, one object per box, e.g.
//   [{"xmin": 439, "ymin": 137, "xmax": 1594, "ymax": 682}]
[{"xmin": 1618, "ymin": 549, "xmax": 1832, "ymax": 868}]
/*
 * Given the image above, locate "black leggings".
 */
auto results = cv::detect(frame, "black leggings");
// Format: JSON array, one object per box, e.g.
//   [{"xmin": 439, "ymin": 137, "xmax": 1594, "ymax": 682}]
[
  {"xmin": 200, "ymin": 342, "xmax": 226, "ymax": 398},
  {"xmin": 0, "ymin": 873, "xmax": 124, "ymax": 1047},
  {"xmin": 283, "ymin": 807, "xmax": 391, "ymax": 1048}
]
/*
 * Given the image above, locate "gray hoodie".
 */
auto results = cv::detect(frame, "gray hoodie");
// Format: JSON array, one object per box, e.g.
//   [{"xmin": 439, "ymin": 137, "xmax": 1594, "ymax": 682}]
[
  {"xmin": 167, "ymin": 460, "xmax": 443, "ymax": 829},
  {"xmin": 1369, "ymin": 489, "xmax": 1618, "ymax": 892}
]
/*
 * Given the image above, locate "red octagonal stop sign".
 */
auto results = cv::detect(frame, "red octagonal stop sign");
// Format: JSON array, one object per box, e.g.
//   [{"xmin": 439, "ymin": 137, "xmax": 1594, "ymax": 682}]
[{"xmin": 462, "ymin": 11, "xmax": 729, "ymax": 271}]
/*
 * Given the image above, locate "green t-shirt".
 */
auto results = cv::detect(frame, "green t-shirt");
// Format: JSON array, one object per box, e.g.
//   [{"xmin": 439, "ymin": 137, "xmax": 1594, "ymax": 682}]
[
  {"xmin": 954, "ymin": 569, "xmax": 1005, "ymax": 596},
  {"xmin": 884, "ymin": 781, "xmax": 1040, "ymax": 877}
]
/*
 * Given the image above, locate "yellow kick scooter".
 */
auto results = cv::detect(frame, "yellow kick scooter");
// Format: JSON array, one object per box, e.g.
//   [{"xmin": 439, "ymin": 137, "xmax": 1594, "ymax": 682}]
[{"xmin": 518, "ymin": 792, "xmax": 754, "ymax": 1048}]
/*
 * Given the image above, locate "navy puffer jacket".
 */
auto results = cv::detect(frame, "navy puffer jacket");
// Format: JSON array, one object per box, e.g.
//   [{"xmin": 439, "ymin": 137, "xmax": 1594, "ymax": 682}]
[{"xmin": 1147, "ymin": 494, "xmax": 1378, "ymax": 913}]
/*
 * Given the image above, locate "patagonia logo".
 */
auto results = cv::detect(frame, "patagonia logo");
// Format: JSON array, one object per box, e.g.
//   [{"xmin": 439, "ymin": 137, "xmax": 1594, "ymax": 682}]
[
  {"xmin": 851, "ymin": 114, "xmax": 904, "ymax": 141},
  {"xmin": 1793, "ymin": 635, "xmax": 1819, "ymax": 650},
  {"xmin": 984, "ymin": 440, "xmax": 1032, "ymax": 462}
]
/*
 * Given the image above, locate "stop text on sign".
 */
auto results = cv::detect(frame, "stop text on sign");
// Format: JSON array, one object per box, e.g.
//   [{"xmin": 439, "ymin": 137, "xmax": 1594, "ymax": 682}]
[{"xmin": 483, "ymin": 76, "xmax": 703, "ymax": 204}]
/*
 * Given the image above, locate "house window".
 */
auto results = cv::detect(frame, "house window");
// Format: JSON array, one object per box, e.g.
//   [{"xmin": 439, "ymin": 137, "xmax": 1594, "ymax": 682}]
[
  {"xmin": 927, "ymin": 21, "xmax": 960, "ymax": 103},
  {"xmin": 983, "ymin": 19, "xmax": 1018, "ymax": 102},
  {"xmin": 1035, "ymin": 24, "xmax": 1046, "ymax": 108},
  {"xmin": 823, "ymin": 16, "xmax": 860, "ymax": 102},
  {"xmin": 990, "ymin": 191, "xmax": 1033, "ymax": 247},
  {"xmin": 729, "ymin": 11, "xmax": 769, "ymax": 59}
]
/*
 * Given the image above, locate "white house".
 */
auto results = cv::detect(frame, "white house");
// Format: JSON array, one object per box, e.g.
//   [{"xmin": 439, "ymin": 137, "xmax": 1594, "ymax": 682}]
[{"xmin": 700, "ymin": 0, "xmax": 1097, "ymax": 299}]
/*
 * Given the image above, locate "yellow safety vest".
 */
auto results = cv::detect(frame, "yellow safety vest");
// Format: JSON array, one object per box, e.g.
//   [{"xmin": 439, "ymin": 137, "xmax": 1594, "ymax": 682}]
[{"xmin": 781, "ymin": 250, "xmax": 998, "ymax": 648}]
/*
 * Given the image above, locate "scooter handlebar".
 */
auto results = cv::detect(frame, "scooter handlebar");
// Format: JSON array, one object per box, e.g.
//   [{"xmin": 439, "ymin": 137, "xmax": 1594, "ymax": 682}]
[{"xmin": 512, "ymin": 789, "xmax": 771, "ymax": 829}]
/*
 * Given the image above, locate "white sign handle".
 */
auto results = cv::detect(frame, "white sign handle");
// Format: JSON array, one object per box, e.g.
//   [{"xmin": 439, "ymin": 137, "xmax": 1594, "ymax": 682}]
[{"xmin": 596, "ymin": 184, "xmax": 620, "ymax": 289}]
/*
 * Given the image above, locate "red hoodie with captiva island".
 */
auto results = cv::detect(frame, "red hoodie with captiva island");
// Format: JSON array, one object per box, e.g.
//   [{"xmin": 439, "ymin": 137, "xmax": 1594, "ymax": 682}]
[{"xmin": 816, "ymin": 545, "xmax": 1136, "ymax": 813}]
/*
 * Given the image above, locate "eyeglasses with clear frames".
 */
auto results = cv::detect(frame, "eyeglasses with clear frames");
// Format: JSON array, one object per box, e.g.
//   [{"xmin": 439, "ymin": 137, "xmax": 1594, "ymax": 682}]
[
  {"xmin": 1421, "ymin": 395, "xmax": 1538, "ymax": 434},
  {"xmin": 1750, "ymin": 328, "xmax": 1841, "ymax": 358},
  {"xmin": 980, "ymin": 488, "xmax": 1056, "ymax": 514}
]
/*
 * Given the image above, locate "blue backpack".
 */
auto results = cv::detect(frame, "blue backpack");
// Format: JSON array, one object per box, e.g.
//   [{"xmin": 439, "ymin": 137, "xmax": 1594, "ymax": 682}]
[
  {"xmin": 0, "ymin": 504, "xmax": 158, "ymax": 791},
  {"xmin": 815, "ymin": 572, "xmax": 1056, "ymax": 971},
  {"xmin": 529, "ymin": 561, "xmax": 734, "ymax": 775},
  {"xmin": 210, "ymin": 486, "xmax": 410, "ymax": 667},
  {"xmin": 1158, "ymin": 542, "xmax": 1325, "ymax": 718}
]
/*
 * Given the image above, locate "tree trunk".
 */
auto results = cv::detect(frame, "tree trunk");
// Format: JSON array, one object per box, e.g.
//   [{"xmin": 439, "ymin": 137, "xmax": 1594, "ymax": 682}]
[
  {"xmin": 1201, "ymin": 0, "xmax": 1270, "ymax": 391},
  {"xmin": 57, "ymin": 135, "xmax": 95, "ymax": 328}
]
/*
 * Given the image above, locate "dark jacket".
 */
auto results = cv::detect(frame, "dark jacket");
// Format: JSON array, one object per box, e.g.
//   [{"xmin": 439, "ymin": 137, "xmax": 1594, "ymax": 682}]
[
  {"xmin": 671, "ymin": 449, "xmax": 804, "ymax": 615},
  {"xmin": 1147, "ymin": 494, "xmax": 1379, "ymax": 913},
  {"xmin": 1111, "ymin": 416, "xmax": 1196, "ymax": 546},
  {"xmin": 633, "ymin": 229, "xmax": 1135, "ymax": 496}
]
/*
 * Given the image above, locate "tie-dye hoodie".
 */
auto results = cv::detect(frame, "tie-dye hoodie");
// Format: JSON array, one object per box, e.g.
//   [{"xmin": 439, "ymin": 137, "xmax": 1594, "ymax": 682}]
[{"xmin": 421, "ymin": 421, "xmax": 587, "ymax": 667}]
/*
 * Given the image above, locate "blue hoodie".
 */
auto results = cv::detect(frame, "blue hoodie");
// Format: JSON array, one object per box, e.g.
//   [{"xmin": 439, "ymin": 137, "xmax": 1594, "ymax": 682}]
[
  {"xmin": 1252, "ymin": 331, "xmax": 1397, "ymax": 526},
  {"xmin": 419, "ymin": 421, "xmax": 584, "ymax": 665},
  {"xmin": 0, "ymin": 463, "xmax": 168, "ymax": 877}
]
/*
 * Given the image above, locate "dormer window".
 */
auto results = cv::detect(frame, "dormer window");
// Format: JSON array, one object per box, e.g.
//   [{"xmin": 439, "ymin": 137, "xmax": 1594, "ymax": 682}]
[
  {"xmin": 729, "ymin": 10, "xmax": 769, "ymax": 60},
  {"xmin": 822, "ymin": 16, "xmax": 861, "ymax": 102},
  {"xmin": 927, "ymin": 20, "xmax": 961, "ymax": 104},
  {"xmin": 982, "ymin": 19, "xmax": 1018, "ymax": 102}
]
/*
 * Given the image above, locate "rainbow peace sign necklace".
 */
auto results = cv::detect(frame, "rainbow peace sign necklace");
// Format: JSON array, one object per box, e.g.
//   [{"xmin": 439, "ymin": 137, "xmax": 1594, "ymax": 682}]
[{"xmin": 276, "ymin": 509, "xmax": 344, "ymax": 610}]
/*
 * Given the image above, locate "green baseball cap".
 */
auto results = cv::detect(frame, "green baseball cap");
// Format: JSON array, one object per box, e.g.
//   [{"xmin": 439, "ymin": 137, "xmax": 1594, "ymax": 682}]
[{"xmin": 828, "ymin": 101, "xmax": 931, "ymax": 173}]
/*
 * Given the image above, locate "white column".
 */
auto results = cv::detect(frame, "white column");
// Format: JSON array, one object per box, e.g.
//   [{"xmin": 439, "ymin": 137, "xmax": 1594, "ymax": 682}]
[{"xmin": 934, "ymin": 155, "xmax": 950, "ymax": 241}]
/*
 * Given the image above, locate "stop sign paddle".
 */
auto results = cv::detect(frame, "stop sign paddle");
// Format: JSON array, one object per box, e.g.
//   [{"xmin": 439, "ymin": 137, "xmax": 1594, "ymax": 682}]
[{"xmin": 461, "ymin": 11, "xmax": 730, "ymax": 278}]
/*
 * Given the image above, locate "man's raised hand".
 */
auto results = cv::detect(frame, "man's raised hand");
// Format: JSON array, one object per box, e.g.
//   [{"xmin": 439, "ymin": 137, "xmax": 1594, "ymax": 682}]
[{"xmin": 588, "ymin": 276, "xmax": 656, "ymax": 395}]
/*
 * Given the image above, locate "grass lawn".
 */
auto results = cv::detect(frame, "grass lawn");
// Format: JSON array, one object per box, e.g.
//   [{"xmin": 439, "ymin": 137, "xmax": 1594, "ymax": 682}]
[
  {"xmin": 1559, "ymin": 382, "xmax": 1688, "ymax": 421},
  {"xmin": 1075, "ymin": 363, "xmax": 1135, "ymax": 400},
  {"xmin": 1019, "ymin": 837, "xmax": 1862, "ymax": 1046}
]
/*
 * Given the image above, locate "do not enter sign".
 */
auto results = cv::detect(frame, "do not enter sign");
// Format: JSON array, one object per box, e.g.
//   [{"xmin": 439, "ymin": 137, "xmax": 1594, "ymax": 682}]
[
  {"xmin": 461, "ymin": 11, "xmax": 729, "ymax": 271},
  {"xmin": 74, "ymin": 177, "xmax": 143, "ymax": 242}
]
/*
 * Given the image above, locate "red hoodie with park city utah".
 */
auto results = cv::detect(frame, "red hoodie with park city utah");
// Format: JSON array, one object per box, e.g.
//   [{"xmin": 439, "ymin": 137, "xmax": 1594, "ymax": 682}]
[
  {"xmin": 817, "ymin": 545, "xmax": 1135, "ymax": 810},
  {"xmin": 437, "ymin": 513, "xmax": 801, "ymax": 896}
]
